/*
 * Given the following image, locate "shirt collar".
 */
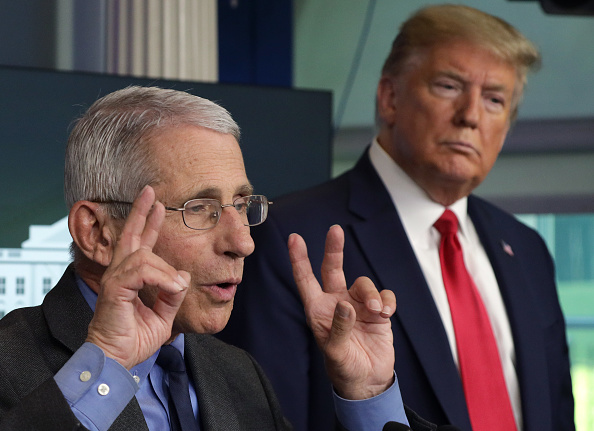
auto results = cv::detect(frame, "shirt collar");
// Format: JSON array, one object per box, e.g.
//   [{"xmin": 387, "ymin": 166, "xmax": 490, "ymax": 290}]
[
  {"xmin": 75, "ymin": 273, "xmax": 98, "ymax": 312},
  {"xmin": 368, "ymin": 139, "xmax": 469, "ymax": 243}
]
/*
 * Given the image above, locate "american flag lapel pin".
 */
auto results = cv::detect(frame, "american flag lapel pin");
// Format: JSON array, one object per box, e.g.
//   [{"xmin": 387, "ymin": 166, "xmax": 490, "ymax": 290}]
[{"xmin": 501, "ymin": 240, "xmax": 514, "ymax": 257}]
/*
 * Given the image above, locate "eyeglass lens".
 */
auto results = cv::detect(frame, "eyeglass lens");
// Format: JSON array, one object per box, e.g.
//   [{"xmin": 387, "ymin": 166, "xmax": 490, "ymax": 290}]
[{"xmin": 182, "ymin": 195, "xmax": 268, "ymax": 230}]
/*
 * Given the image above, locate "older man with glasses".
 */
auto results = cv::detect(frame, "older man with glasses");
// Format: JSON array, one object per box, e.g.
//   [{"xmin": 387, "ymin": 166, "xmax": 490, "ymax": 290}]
[{"xmin": 0, "ymin": 86, "xmax": 442, "ymax": 431}]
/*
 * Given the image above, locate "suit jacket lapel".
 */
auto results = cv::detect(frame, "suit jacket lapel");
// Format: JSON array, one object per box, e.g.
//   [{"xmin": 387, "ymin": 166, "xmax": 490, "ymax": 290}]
[
  {"xmin": 469, "ymin": 197, "xmax": 551, "ymax": 431},
  {"xmin": 346, "ymin": 154, "xmax": 471, "ymax": 428},
  {"xmin": 42, "ymin": 265, "xmax": 148, "ymax": 431},
  {"xmin": 185, "ymin": 334, "xmax": 242, "ymax": 431}
]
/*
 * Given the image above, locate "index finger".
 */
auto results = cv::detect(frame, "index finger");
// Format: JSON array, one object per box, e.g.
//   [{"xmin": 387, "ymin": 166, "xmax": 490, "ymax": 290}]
[
  {"xmin": 288, "ymin": 232, "xmax": 323, "ymax": 308},
  {"xmin": 112, "ymin": 185, "xmax": 163, "ymax": 264}
]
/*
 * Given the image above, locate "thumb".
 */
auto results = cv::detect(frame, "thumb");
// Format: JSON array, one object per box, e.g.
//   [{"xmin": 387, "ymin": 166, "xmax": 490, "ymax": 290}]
[{"xmin": 325, "ymin": 301, "xmax": 356, "ymax": 354}]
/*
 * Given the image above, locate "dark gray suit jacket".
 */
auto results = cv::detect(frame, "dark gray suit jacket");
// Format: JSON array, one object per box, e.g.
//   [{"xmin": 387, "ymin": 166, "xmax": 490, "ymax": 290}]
[{"xmin": 0, "ymin": 266, "xmax": 290, "ymax": 431}]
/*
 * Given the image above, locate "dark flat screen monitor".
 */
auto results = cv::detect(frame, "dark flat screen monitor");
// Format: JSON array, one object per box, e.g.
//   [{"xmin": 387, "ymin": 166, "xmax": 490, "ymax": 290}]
[{"xmin": 0, "ymin": 66, "xmax": 332, "ymax": 247}]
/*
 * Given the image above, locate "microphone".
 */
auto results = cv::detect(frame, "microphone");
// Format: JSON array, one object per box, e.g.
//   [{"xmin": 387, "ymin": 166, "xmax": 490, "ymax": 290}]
[{"xmin": 383, "ymin": 422, "xmax": 412, "ymax": 431}]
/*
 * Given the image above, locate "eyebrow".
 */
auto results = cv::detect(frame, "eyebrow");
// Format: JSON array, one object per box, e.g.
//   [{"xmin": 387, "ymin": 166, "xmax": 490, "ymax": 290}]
[
  {"xmin": 186, "ymin": 184, "xmax": 254, "ymax": 202},
  {"xmin": 438, "ymin": 70, "xmax": 510, "ymax": 93}
]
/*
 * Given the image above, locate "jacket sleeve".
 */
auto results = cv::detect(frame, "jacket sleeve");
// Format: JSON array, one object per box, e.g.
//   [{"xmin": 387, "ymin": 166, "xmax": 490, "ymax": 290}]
[{"xmin": 0, "ymin": 376, "xmax": 88, "ymax": 431}]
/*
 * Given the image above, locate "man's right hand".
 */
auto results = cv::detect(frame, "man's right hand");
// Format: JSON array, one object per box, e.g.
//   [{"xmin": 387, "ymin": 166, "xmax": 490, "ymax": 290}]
[{"xmin": 85, "ymin": 186, "xmax": 190, "ymax": 369}]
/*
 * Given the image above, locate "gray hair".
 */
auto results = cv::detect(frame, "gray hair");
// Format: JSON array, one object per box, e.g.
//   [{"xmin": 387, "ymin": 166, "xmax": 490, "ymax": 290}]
[
  {"xmin": 65, "ymin": 86, "xmax": 240, "ymax": 211},
  {"xmin": 380, "ymin": 4, "xmax": 541, "ymax": 120},
  {"xmin": 64, "ymin": 85, "xmax": 240, "ymax": 262}
]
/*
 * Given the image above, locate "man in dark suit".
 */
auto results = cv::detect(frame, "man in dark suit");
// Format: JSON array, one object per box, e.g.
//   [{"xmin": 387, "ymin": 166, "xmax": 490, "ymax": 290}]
[
  {"xmin": 0, "ymin": 86, "xmax": 431, "ymax": 430},
  {"xmin": 220, "ymin": 5, "xmax": 575, "ymax": 431}
]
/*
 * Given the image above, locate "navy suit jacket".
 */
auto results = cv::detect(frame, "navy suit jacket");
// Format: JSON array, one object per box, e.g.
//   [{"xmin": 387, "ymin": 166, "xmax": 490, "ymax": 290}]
[{"xmin": 220, "ymin": 149, "xmax": 574, "ymax": 431}]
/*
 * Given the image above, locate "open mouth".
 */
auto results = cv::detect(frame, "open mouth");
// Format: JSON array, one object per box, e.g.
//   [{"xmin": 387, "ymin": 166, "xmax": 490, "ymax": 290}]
[{"xmin": 217, "ymin": 282, "xmax": 234, "ymax": 289}]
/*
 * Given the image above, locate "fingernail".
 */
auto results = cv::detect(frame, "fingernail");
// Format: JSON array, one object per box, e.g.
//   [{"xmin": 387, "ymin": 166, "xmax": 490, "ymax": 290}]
[
  {"xmin": 177, "ymin": 274, "xmax": 189, "ymax": 289},
  {"xmin": 368, "ymin": 299, "xmax": 382, "ymax": 312},
  {"xmin": 381, "ymin": 305, "xmax": 392, "ymax": 316},
  {"xmin": 336, "ymin": 302, "xmax": 350, "ymax": 319}
]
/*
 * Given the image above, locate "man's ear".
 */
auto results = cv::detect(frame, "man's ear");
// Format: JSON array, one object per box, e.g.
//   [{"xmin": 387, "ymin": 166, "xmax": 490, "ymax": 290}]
[
  {"xmin": 376, "ymin": 76, "xmax": 398, "ymax": 127},
  {"xmin": 68, "ymin": 201, "xmax": 117, "ymax": 267}
]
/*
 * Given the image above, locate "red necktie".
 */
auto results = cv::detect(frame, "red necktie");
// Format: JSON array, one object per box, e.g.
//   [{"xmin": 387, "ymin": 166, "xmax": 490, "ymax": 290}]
[{"xmin": 434, "ymin": 210, "xmax": 517, "ymax": 431}]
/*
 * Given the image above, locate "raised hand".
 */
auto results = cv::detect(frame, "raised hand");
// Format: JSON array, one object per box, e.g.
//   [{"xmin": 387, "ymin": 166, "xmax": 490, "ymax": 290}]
[
  {"xmin": 86, "ymin": 186, "xmax": 190, "ymax": 369},
  {"xmin": 288, "ymin": 224, "xmax": 396, "ymax": 400}
]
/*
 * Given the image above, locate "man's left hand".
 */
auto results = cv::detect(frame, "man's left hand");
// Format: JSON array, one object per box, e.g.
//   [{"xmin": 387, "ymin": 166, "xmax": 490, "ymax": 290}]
[{"xmin": 288, "ymin": 225, "xmax": 396, "ymax": 400}]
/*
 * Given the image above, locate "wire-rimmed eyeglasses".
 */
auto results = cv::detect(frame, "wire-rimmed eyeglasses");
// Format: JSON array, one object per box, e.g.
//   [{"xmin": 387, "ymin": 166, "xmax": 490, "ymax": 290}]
[{"xmin": 96, "ymin": 195, "xmax": 272, "ymax": 230}]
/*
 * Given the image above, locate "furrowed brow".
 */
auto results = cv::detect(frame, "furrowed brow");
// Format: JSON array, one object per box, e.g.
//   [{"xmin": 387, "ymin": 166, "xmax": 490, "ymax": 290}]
[
  {"xmin": 237, "ymin": 184, "xmax": 254, "ymax": 196},
  {"xmin": 186, "ymin": 184, "xmax": 254, "ymax": 202}
]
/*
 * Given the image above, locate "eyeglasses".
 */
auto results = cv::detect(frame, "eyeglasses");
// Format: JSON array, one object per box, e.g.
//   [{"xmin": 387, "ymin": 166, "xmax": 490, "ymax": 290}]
[
  {"xmin": 165, "ymin": 195, "xmax": 272, "ymax": 230},
  {"xmin": 97, "ymin": 195, "xmax": 272, "ymax": 231}
]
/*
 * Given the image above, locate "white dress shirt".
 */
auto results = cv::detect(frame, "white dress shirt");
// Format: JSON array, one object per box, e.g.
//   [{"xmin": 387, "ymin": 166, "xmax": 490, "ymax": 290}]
[{"xmin": 369, "ymin": 139, "xmax": 523, "ymax": 429}]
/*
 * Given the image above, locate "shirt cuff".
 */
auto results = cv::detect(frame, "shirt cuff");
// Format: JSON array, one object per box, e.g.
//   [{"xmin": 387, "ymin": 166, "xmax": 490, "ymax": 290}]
[
  {"xmin": 333, "ymin": 373, "xmax": 409, "ymax": 431},
  {"xmin": 54, "ymin": 342, "xmax": 138, "ymax": 431}
]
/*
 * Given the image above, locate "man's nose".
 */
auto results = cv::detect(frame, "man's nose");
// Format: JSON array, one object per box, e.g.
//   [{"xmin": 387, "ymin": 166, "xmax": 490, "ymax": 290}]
[
  {"xmin": 453, "ymin": 88, "xmax": 481, "ymax": 129},
  {"xmin": 215, "ymin": 206, "xmax": 255, "ymax": 259}
]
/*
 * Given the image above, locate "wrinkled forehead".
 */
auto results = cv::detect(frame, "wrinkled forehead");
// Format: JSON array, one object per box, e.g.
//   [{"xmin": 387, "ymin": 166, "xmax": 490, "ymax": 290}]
[
  {"xmin": 400, "ymin": 41, "xmax": 521, "ymax": 92},
  {"xmin": 147, "ymin": 125, "xmax": 250, "ymax": 201}
]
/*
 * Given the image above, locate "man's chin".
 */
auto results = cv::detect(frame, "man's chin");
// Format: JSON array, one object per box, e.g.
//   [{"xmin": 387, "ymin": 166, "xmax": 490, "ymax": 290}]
[{"xmin": 173, "ymin": 306, "xmax": 233, "ymax": 335}]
